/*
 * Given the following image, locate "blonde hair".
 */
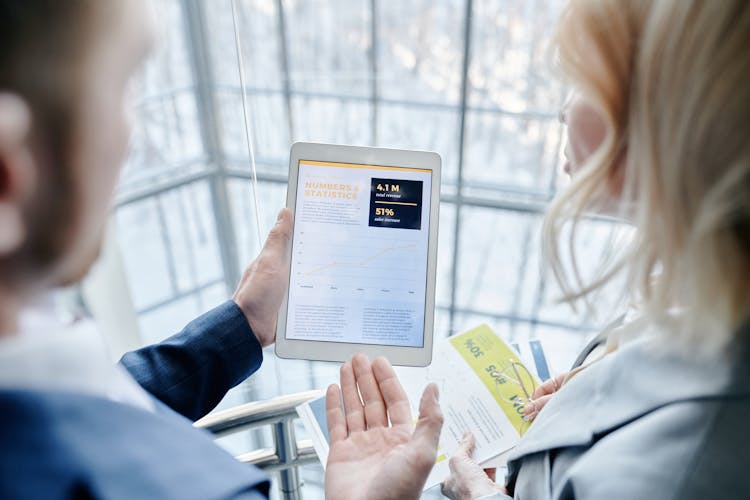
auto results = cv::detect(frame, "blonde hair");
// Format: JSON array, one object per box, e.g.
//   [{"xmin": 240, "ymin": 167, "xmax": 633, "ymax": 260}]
[{"xmin": 544, "ymin": 0, "xmax": 750, "ymax": 355}]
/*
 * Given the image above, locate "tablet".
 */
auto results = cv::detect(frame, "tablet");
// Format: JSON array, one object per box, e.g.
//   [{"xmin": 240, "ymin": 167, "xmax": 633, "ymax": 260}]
[{"xmin": 275, "ymin": 142, "xmax": 441, "ymax": 366}]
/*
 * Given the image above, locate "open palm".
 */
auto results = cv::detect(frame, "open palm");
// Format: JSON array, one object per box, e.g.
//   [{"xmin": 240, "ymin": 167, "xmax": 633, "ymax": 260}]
[{"xmin": 324, "ymin": 355, "xmax": 443, "ymax": 500}]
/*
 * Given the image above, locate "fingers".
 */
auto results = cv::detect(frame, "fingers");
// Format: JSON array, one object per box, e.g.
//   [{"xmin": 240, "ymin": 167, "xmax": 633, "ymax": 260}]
[
  {"xmin": 530, "ymin": 377, "xmax": 555, "ymax": 399},
  {"xmin": 410, "ymin": 383, "xmax": 443, "ymax": 452},
  {"xmin": 443, "ymin": 435, "xmax": 507, "ymax": 499},
  {"xmin": 530, "ymin": 373, "xmax": 566, "ymax": 399},
  {"xmin": 454, "ymin": 432, "xmax": 476, "ymax": 460},
  {"xmin": 261, "ymin": 208, "xmax": 292, "ymax": 256},
  {"xmin": 352, "ymin": 354, "xmax": 388, "ymax": 428},
  {"xmin": 526, "ymin": 372, "xmax": 566, "ymax": 421},
  {"xmin": 523, "ymin": 393, "xmax": 553, "ymax": 421},
  {"xmin": 325, "ymin": 384, "xmax": 347, "ymax": 443},
  {"xmin": 340, "ymin": 361, "xmax": 365, "ymax": 433},
  {"xmin": 372, "ymin": 357, "xmax": 412, "ymax": 426},
  {"xmin": 340, "ymin": 355, "xmax": 411, "ymax": 432},
  {"xmin": 443, "ymin": 434, "xmax": 483, "ymax": 500}
]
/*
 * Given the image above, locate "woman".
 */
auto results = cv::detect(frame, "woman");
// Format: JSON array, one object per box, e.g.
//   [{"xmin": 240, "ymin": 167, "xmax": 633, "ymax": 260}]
[{"xmin": 434, "ymin": 0, "xmax": 750, "ymax": 497}]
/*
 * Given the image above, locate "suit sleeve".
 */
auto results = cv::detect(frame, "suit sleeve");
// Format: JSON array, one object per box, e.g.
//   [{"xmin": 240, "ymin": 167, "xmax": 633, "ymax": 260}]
[{"xmin": 119, "ymin": 300, "xmax": 263, "ymax": 421}]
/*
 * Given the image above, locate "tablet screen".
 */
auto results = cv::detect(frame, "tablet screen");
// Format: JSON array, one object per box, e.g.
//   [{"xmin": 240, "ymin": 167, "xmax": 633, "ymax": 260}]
[{"xmin": 286, "ymin": 159, "xmax": 433, "ymax": 347}]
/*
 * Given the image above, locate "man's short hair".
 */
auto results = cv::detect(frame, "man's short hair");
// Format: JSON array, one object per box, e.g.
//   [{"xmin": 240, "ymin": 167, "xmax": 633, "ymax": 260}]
[{"xmin": 0, "ymin": 1, "xmax": 97, "ymax": 284}]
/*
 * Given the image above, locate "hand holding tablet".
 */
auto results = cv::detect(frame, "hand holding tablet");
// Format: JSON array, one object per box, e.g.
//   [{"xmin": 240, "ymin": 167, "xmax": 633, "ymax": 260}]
[{"xmin": 275, "ymin": 142, "xmax": 441, "ymax": 366}]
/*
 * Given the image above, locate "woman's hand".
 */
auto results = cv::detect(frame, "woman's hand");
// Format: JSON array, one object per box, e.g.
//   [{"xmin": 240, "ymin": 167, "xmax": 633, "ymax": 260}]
[
  {"xmin": 523, "ymin": 373, "xmax": 567, "ymax": 422},
  {"xmin": 324, "ymin": 354, "xmax": 444, "ymax": 500},
  {"xmin": 440, "ymin": 432, "xmax": 508, "ymax": 499}
]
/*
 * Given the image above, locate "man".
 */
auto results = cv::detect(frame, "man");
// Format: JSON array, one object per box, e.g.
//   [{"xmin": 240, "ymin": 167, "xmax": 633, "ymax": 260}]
[{"xmin": 0, "ymin": 1, "xmax": 442, "ymax": 498}]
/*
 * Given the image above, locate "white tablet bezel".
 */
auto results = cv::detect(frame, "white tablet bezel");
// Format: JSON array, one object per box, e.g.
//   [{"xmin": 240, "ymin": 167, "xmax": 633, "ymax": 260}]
[{"xmin": 275, "ymin": 142, "xmax": 441, "ymax": 366}]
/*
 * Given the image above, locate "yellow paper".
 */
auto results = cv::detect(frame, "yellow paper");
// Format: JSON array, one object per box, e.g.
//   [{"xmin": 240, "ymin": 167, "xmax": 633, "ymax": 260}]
[{"xmin": 450, "ymin": 324, "xmax": 539, "ymax": 435}]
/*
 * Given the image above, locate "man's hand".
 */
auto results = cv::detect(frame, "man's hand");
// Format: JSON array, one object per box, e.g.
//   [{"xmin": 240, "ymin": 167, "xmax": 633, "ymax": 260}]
[
  {"xmin": 232, "ymin": 208, "xmax": 292, "ymax": 347},
  {"xmin": 440, "ymin": 432, "xmax": 508, "ymax": 499},
  {"xmin": 325, "ymin": 354, "xmax": 443, "ymax": 500}
]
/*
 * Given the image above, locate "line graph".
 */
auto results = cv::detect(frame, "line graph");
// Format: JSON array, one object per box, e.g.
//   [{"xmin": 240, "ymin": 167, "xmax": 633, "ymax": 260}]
[
  {"xmin": 292, "ymin": 238, "xmax": 427, "ymax": 293},
  {"xmin": 303, "ymin": 244, "xmax": 417, "ymax": 276}
]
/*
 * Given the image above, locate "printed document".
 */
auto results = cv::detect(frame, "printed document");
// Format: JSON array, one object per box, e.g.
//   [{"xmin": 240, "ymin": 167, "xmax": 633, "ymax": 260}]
[{"xmin": 297, "ymin": 325, "xmax": 551, "ymax": 490}]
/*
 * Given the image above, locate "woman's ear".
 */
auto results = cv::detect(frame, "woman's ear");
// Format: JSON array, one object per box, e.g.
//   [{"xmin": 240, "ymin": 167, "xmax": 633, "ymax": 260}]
[
  {"xmin": 0, "ymin": 93, "xmax": 36, "ymax": 256},
  {"xmin": 607, "ymin": 146, "xmax": 628, "ymax": 199}
]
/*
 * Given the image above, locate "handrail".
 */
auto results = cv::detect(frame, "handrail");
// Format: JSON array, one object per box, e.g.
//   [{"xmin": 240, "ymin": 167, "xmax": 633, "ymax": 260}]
[
  {"xmin": 195, "ymin": 389, "xmax": 323, "ymax": 437},
  {"xmin": 236, "ymin": 439, "xmax": 318, "ymax": 472},
  {"xmin": 195, "ymin": 390, "xmax": 325, "ymax": 500}
]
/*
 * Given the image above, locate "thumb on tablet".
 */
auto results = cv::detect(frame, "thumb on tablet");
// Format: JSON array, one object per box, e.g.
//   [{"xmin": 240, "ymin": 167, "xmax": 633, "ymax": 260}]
[
  {"xmin": 232, "ymin": 208, "xmax": 292, "ymax": 347},
  {"xmin": 264, "ymin": 208, "xmax": 292, "ymax": 257}
]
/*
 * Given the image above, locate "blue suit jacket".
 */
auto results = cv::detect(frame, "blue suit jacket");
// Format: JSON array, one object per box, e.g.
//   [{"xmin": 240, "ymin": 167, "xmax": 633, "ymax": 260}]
[{"xmin": 0, "ymin": 301, "xmax": 270, "ymax": 499}]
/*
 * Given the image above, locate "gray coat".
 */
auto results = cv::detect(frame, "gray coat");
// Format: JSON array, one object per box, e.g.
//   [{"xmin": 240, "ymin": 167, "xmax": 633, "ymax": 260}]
[{"xmin": 489, "ymin": 335, "xmax": 750, "ymax": 499}]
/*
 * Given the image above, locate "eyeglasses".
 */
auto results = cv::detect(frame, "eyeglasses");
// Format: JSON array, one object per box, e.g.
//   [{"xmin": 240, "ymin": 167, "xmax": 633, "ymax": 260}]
[
  {"xmin": 488, "ymin": 359, "xmax": 538, "ymax": 434},
  {"xmin": 489, "ymin": 359, "xmax": 537, "ymax": 400}
]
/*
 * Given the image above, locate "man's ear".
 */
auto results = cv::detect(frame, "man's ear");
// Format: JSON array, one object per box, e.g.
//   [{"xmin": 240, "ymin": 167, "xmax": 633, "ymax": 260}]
[{"xmin": 0, "ymin": 93, "xmax": 36, "ymax": 256}]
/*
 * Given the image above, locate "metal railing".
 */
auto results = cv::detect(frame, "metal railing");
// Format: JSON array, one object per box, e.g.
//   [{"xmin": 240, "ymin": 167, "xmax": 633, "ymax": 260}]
[{"xmin": 195, "ymin": 390, "xmax": 324, "ymax": 500}]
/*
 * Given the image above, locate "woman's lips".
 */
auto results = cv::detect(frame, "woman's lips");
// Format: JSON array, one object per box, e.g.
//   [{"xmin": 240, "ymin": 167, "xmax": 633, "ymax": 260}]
[{"xmin": 562, "ymin": 146, "xmax": 572, "ymax": 175}]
